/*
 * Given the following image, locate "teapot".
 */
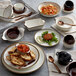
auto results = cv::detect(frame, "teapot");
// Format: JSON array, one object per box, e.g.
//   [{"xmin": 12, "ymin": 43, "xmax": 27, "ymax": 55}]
[{"xmin": 56, "ymin": 51, "xmax": 73, "ymax": 66}]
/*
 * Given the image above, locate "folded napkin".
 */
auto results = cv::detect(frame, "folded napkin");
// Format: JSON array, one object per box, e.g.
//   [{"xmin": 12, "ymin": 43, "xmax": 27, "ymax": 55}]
[
  {"xmin": 46, "ymin": 49, "xmax": 76, "ymax": 76},
  {"xmin": 51, "ymin": 14, "xmax": 76, "ymax": 39}
]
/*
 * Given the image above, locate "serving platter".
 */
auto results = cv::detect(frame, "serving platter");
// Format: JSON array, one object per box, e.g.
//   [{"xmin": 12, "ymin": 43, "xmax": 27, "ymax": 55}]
[
  {"xmin": 34, "ymin": 29, "xmax": 61, "ymax": 47},
  {"xmin": 0, "ymin": 0, "xmax": 38, "ymax": 23},
  {"xmin": 1, "ymin": 42, "xmax": 45, "ymax": 74}
]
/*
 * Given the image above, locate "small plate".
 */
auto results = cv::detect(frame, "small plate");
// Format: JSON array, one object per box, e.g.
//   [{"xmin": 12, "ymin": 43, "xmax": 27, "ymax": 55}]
[
  {"xmin": 38, "ymin": 2, "xmax": 61, "ymax": 17},
  {"xmin": 56, "ymin": 17, "xmax": 74, "ymax": 31},
  {"xmin": 2, "ymin": 42, "xmax": 39, "ymax": 69},
  {"xmin": 1, "ymin": 42, "xmax": 45, "ymax": 74},
  {"xmin": 2, "ymin": 27, "xmax": 25, "ymax": 41},
  {"xmin": 34, "ymin": 29, "xmax": 61, "ymax": 47}
]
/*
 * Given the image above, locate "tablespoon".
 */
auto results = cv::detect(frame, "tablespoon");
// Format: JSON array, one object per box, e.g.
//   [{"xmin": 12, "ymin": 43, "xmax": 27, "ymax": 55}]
[
  {"xmin": 48, "ymin": 56, "xmax": 62, "ymax": 73},
  {"xmin": 58, "ymin": 21, "xmax": 76, "ymax": 26}
]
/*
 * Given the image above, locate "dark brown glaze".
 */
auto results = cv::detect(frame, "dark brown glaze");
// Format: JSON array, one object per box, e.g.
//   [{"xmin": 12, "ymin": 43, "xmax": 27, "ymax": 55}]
[
  {"xmin": 64, "ymin": 35, "xmax": 75, "ymax": 44},
  {"xmin": 7, "ymin": 27, "xmax": 19, "ymax": 39},
  {"xmin": 64, "ymin": 0, "xmax": 74, "ymax": 11},
  {"xmin": 66, "ymin": 62, "xmax": 76, "ymax": 76},
  {"xmin": 13, "ymin": 7, "xmax": 25, "ymax": 14}
]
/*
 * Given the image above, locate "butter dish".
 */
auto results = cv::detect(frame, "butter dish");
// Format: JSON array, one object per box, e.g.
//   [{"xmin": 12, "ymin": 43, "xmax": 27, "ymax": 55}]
[{"xmin": 24, "ymin": 18, "xmax": 45, "ymax": 31}]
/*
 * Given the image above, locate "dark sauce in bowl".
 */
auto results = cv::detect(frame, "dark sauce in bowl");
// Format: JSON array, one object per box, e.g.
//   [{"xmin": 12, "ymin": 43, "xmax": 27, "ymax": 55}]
[
  {"xmin": 64, "ymin": 0, "xmax": 74, "ymax": 11},
  {"xmin": 64, "ymin": 35, "xmax": 75, "ymax": 44},
  {"xmin": 7, "ymin": 27, "xmax": 19, "ymax": 39}
]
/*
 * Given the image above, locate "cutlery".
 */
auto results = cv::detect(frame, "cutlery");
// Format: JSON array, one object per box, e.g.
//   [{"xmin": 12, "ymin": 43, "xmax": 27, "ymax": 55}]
[
  {"xmin": 15, "ymin": 12, "xmax": 32, "ymax": 21},
  {"xmin": 48, "ymin": 56, "xmax": 62, "ymax": 73},
  {"xmin": 58, "ymin": 21, "xmax": 76, "ymax": 26}
]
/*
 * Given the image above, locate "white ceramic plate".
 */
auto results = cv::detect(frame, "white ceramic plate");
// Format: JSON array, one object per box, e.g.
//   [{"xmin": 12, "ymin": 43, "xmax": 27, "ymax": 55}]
[
  {"xmin": 1, "ymin": 42, "xmax": 45, "ymax": 74},
  {"xmin": 38, "ymin": 2, "xmax": 61, "ymax": 17},
  {"xmin": 2, "ymin": 27, "xmax": 25, "ymax": 41},
  {"xmin": 34, "ymin": 29, "xmax": 61, "ymax": 47},
  {"xmin": 56, "ymin": 17, "xmax": 74, "ymax": 31}
]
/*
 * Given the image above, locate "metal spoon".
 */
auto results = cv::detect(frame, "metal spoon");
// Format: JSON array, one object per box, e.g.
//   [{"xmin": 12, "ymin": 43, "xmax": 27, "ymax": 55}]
[
  {"xmin": 48, "ymin": 56, "xmax": 62, "ymax": 73},
  {"xmin": 58, "ymin": 21, "xmax": 76, "ymax": 26}
]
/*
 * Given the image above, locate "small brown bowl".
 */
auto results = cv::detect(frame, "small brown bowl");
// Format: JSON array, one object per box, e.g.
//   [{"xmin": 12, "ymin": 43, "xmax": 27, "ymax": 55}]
[{"xmin": 66, "ymin": 62, "xmax": 76, "ymax": 76}]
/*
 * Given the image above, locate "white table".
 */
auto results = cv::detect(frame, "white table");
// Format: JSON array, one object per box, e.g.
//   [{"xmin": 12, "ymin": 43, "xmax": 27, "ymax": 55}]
[{"xmin": 0, "ymin": 0, "xmax": 76, "ymax": 76}]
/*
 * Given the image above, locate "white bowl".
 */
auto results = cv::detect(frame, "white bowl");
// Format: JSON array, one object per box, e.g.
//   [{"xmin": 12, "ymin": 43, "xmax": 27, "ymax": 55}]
[
  {"xmin": 24, "ymin": 18, "xmax": 45, "ymax": 31},
  {"xmin": 38, "ymin": 2, "xmax": 61, "ymax": 17},
  {"xmin": 2, "ymin": 27, "xmax": 25, "ymax": 41},
  {"xmin": 56, "ymin": 17, "xmax": 74, "ymax": 31}
]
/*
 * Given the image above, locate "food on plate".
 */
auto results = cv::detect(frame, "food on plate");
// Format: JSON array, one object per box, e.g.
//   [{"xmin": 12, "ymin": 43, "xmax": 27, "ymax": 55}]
[
  {"xmin": 13, "ymin": 3, "xmax": 25, "ymax": 14},
  {"xmin": 63, "ymin": 35, "xmax": 75, "ymax": 48},
  {"xmin": 7, "ymin": 27, "xmax": 19, "ymax": 39},
  {"xmin": 6, "ymin": 44, "xmax": 36, "ymax": 68},
  {"xmin": 40, "ymin": 4, "xmax": 58, "ymax": 15},
  {"xmin": 56, "ymin": 51, "xmax": 73, "ymax": 66},
  {"xmin": 11, "ymin": 55, "xmax": 25, "ymax": 66},
  {"xmin": 17, "ymin": 44, "xmax": 29, "ymax": 53},
  {"xmin": 40, "ymin": 31, "xmax": 58, "ymax": 45}
]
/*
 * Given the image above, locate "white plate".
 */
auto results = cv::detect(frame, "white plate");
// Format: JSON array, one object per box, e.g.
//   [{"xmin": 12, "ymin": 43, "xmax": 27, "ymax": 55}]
[
  {"xmin": 34, "ymin": 29, "xmax": 61, "ymax": 47},
  {"xmin": 2, "ymin": 27, "xmax": 25, "ymax": 41},
  {"xmin": 38, "ymin": 2, "xmax": 61, "ymax": 17},
  {"xmin": 1, "ymin": 42, "xmax": 45, "ymax": 74},
  {"xmin": 56, "ymin": 17, "xmax": 74, "ymax": 31}
]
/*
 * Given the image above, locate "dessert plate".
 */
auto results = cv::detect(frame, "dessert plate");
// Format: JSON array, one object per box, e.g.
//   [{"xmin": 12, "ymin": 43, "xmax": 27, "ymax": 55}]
[
  {"xmin": 1, "ymin": 42, "xmax": 45, "ymax": 74},
  {"xmin": 34, "ymin": 29, "xmax": 61, "ymax": 47}
]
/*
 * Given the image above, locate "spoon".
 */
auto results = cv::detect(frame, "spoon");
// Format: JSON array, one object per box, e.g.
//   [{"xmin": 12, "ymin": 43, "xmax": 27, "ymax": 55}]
[
  {"xmin": 58, "ymin": 21, "xmax": 76, "ymax": 26},
  {"xmin": 48, "ymin": 56, "xmax": 62, "ymax": 73}
]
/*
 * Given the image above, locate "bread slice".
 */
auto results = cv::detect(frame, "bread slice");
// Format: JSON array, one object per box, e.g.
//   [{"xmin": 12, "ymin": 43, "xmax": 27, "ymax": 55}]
[
  {"xmin": 11, "ymin": 56, "xmax": 25, "ymax": 66},
  {"xmin": 8, "ymin": 47, "xmax": 16, "ymax": 54},
  {"xmin": 21, "ymin": 53, "xmax": 32, "ymax": 61},
  {"xmin": 30, "ymin": 51, "xmax": 36, "ymax": 59}
]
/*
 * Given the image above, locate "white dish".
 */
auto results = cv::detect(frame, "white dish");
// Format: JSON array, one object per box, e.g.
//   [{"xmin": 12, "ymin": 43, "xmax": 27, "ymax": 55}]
[
  {"xmin": 2, "ymin": 42, "xmax": 39, "ymax": 69},
  {"xmin": 24, "ymin": 18, "xmax": 45, "ymax": 31},
  {"xmin": 34, "ymin": 29, "xmax": 61, "ymax": 47},
  {"xmin": 0, "ymin": 0, "xmax": 12, "ymax": 17},
  {"xmin": 2, "ymin": 27, "xmax": 25, "ymax": 41},
  {"xmin": 38, "ymin": 2, "xmax": 61, "ymax": 17},
  {"xmin": 1, "ymin": 42, "xmax": 45, "ymax": 74},
  {"xmin": 0, "ymin": 0, "xmax": 38, "ymax": 22},
  {"xmin": 56, "ymin": 17, "xmax": 74, "ymax": 31}
]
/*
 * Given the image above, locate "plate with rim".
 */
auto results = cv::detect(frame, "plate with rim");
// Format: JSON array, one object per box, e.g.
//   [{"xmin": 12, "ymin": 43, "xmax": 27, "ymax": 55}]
[
  {"xmin": 34, "ymin": 29, "xmax": 61, "ymax": 47},
  {"xmin": 2, "ymin": 42, "xmax": 39, "ymax": 69},
  {"xmin": 38, "ymin": 2, "xmax": 61, "ymax": 17},
  {"xmin": 1, "ymin": 41, "xmax": 45, "ymax": 74}
]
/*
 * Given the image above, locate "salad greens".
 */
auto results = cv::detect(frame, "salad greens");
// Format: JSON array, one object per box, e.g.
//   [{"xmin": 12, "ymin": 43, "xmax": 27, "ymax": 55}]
[{"xmin": 42, "ymin": 31, "xmax": 58, "ymax": 45}]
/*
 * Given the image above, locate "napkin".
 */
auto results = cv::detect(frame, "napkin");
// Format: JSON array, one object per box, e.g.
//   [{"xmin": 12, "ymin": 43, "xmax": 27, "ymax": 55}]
[
  {"xmin": 46, "ymin": 49, "xmax": 76, "ymax": 76},
  {"xmin": 51, "ymin": 14, "xmax": 76, "ymax": 39}
]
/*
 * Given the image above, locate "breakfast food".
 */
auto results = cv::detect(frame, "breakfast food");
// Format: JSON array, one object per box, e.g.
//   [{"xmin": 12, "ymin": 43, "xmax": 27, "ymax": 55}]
[
  {"xmin": 6, "ymin": 44, "xmax": 36, "ymax": 69},
  {"xmin": 41, "ymin": 31, "xmax": 58, "ymax": 45},
  {"xmin": 7, "ymin": 27, "xmax": 19, "ymax": 39},
  {"xmin": 41, "ymin": 4, "xmax": 58, "ymax": 15},
  {"xmin": 56, "ymin": 51, "xmax": 73, "ymax": 66},
  {"xmin": 13, "ymin": 3, "xmax": 25, "ymax": 14}
]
